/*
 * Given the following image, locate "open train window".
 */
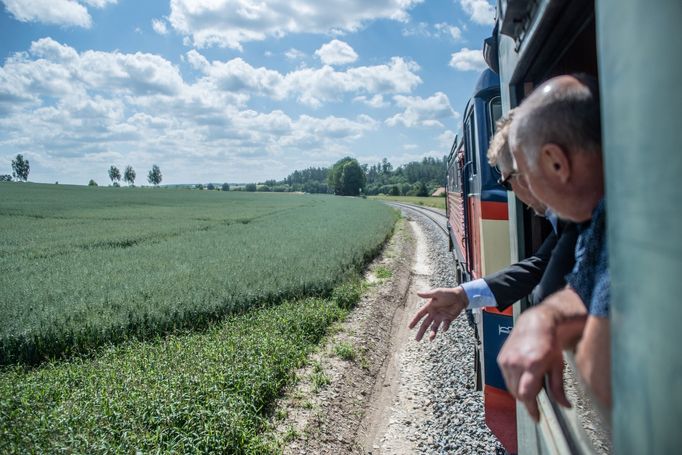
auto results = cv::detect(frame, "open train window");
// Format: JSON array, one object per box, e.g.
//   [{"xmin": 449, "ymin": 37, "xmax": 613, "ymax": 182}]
[{"xmin": 489, "ymin": 96, "xmax": 503, "ymax": 134}]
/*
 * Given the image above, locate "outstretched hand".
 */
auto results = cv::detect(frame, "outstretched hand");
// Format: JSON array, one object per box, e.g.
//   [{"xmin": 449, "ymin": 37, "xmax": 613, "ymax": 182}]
[{"xmin": 408, "ymin": 287, "xmax": 468, "ymax": 342}]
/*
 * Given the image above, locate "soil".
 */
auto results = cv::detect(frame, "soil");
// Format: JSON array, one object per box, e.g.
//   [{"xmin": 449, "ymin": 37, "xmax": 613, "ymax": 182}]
[{"xmin": 267, "ymin": 217, "xmax": 436, "ymax": 454}]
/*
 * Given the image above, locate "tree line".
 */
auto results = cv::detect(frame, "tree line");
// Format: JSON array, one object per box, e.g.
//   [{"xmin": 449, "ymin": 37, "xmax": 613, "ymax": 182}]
[{"xmin": 247, "ymin": 156, "xmax": 447, "ymax": 197}]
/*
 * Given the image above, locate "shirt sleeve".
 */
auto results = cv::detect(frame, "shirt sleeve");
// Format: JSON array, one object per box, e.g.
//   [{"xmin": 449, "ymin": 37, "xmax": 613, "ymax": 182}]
[{"xmin": 461, "ymin": 279, "xmax": 498, "ymax": 310}]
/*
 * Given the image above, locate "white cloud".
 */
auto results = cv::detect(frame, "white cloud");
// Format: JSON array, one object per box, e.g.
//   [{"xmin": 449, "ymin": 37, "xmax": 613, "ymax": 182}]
[
  {"xmin": 1, "ymin": 0, "xmax": 117, "ymax": 28},
  {"xmin": 152, "ymin": 18, "xmax": 169, "ymax": 35},
  {"xmin": 284, "ymin": 48, "xmax": 306, "ymax": 61},
  {"xmin": 0, "ymin": 38, "xmax": 390, "ymax": 183},
  {"xmin": 188, "ymin": 50, "xmax": 421, "ymax": 108},
  {"xmin": 315, "ymin": 40, "xmax": 358, "ymax": 66},
  {"xmin": 435, "ymin": 23, "xmax": 462, "ymax": 40},
  {"xmin": 402, "ymin": 22, "xmax": 462, "ymax": 40},
  {"xmin": 353, "ymin": 94, "xmax": 387, "ymax": 108},
  {"xmin": 386, "ymin": 92, "xmax": 457, "ymax": 128},
  {"xmin": 437, "ymin": 129, "xmax": 456, "ymax": 148},
  {"xmin": 449, "ymin": 48, "xmax": 487, "ymax": 72},
  {"xmin": 460, "ymin": 0, "xmax": 495, "ymax": 25},
  {"xmin": 168, "ymin": 0, "xmax": 423, "ymax": 49}
]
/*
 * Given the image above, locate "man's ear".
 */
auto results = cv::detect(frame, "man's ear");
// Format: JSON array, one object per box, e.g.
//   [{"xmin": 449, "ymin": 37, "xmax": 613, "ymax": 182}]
[{"xmin": 539, "ymin": 143, "xmax": 570, "ymax": 183}]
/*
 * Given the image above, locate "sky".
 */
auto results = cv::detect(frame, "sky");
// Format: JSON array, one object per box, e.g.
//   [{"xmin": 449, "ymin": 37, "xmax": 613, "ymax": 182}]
[{"xmin": 0, "ymin": 0, "xmax": 495, "ymax": 185}]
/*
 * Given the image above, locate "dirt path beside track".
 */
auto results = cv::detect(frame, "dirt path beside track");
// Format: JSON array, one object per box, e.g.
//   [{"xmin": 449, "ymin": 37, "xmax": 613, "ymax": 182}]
[{"xmin": 268, "ymin": 214, "xmax": 501, "ymax": 454}]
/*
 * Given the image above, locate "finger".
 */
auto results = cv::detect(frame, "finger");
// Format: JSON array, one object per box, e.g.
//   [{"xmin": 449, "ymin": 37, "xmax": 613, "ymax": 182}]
[
  {"xmin": 417, "ymin": 289, "xmax": 437, "ymax": 299},
  {"xmin": 408, "ymin": 306, "xmax": 429, "ymax": 329},
  {"xmin": 549, "ymin": 360, "xmax": 571, "ymax": 408},
  {"xmin": 442, "ymin": 319, "xmax": 451, "ymax": 332},
  {"xmin": 518, "ymin": 370, "xmax": 543, "ymax": 405},
  {"xmin": 523, "ymin": 397, "xmax": 541, "ymax": 422},
  {"xmin": 415, "ymin": 315, "xmax": 434, "ymax": 342},
  {"xmin": 429, "ymin": 319, "xmax": 442, "ymax": 341}
]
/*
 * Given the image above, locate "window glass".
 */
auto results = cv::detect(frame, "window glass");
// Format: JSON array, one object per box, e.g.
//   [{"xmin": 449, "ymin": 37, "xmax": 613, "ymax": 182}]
[{"xmin": 489, "ymin": 97, "xmax": 503, "ymax": 134}]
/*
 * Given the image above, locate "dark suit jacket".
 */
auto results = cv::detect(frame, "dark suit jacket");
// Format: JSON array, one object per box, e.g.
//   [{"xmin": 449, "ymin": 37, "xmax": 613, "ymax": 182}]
[{"xmin": 483, "ymin": 222, "xmax": 579, "ymax": 311}]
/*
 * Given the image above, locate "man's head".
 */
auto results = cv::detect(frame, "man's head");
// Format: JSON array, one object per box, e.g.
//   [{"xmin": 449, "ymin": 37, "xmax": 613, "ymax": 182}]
[
  {"xmin": 509, "ymin": 74, "xmax": 603, "ymax": 222},
  {"xmin": 488, "ymin": 109, "xmax": 547, "ymax": 215}
]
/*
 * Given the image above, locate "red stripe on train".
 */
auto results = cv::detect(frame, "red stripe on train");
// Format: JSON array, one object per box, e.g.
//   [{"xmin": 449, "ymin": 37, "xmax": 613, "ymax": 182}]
[
  {"xmin": 485, "ymin": 385, "xmax": 518, "ymax": 453},
  {"xmin": 481, "ymin": 201, "xmax": 508, "ymax": 220}
]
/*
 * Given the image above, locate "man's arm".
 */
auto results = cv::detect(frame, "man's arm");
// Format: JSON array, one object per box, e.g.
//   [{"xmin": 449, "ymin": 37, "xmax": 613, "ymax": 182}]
[
  {"xmin": 576, "ymin": 316, "xmax": 611, "ymax": 408},
  {"xmin": 497, "ymin": 287, "xmax": 587, "ymax": 421},
  {"xmin": 485, "ymin": 231, "xmax": 557, "ymax": 311}
]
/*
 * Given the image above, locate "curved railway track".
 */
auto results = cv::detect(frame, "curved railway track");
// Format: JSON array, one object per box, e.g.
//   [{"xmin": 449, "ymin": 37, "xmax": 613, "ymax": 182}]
[{"xmin": 385, "ymin": 202, "xmax": 448, "ymax": 236}]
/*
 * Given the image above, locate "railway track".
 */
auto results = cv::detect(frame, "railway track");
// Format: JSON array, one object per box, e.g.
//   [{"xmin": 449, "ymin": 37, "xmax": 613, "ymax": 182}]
[{"xmin": 385, "ymin": 202, "xmax": 448, "ymax": 236}]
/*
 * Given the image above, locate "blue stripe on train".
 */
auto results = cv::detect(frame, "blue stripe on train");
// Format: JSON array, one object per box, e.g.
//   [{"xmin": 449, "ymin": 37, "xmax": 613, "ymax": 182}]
[{"xmin": 482, "ymin": 310, "xmax": 513, "ymax": 390}]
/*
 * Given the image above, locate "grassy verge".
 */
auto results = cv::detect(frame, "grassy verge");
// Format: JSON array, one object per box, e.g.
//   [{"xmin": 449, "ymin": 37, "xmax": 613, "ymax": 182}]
[
  {"xmin": 369, "ymin": 194, "xmax": 446, "ymax": 210},
  {"xmin": 0, "ymin": 279, "xmax": 365, "ymax": 454}
]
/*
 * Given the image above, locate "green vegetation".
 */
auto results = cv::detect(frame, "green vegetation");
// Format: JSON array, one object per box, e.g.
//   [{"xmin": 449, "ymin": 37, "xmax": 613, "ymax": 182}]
[
  {"xmin": 369, "ymin": 194, "xmax": 446, "ymax": 210},
  {"xmin": 0, "ymin": 183, "xmax": 397, "ymax": 365},
  {"xmin": 334, "ymin": 341, "xmax": 356, "ymax": 361},
  {"xmin": 0, "ymin": 295, "xmax": 352, "ymax": 453},
  {"xmin": 375, "ymin": 265, "xmax": 393, "ymax": 279}
]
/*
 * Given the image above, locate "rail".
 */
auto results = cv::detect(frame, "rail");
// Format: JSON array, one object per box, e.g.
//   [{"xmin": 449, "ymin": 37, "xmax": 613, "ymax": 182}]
[{"xmin": 383, "ymin": 202, "xmax": 448, "ymax": 236}]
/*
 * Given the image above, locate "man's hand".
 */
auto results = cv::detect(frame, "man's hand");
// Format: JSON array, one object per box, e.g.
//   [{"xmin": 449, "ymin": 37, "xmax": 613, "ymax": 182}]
[
  {"xmin": 408, "ymin": 287, "xmax": 468, "ymax": 342},
  {"xmin": 497, "ymin": 305, "xmax": 568, "ymax": 421}
]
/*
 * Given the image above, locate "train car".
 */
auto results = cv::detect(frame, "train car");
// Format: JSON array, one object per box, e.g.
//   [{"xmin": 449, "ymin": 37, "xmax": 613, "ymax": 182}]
[
  {"xmin": 445, "ymin": 69, "xmax": 517, "ymax": 452},
  {"xmin": 457, "ymin": 0, "xmax": 682, "ymax": 453}
]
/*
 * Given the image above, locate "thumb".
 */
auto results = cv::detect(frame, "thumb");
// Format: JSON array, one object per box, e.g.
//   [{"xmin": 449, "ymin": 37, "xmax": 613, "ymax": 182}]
[{"xmin": 417, "ymin": 289, "xmax": 437, "ymax": 299}]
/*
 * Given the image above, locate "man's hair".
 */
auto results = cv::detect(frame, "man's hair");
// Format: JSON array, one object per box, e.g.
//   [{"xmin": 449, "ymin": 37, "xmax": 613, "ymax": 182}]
[
  {"xmin": 487, "ymin": 109, "xmax": 516, "ymax": 173},
  {"xmin": 511, "ymin": 73, "xmax": 601, "ymax": 168}
]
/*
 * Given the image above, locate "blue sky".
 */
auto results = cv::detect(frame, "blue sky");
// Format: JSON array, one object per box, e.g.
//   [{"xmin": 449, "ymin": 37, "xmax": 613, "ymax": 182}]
[{"xmin": 0, "ymin": 0, "xmax": 495, "ymax": 184}]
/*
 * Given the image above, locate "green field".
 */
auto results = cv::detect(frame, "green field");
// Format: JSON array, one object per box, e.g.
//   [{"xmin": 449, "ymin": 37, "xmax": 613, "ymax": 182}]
[
  {"xmin": 0, "ymin": 183, "xmax": 397, "ymax": 365},
  {"xmin": 0, "ymin": 182, "xmax": 397, "ymax": 452},
  {"xmin": 369, "ymin": 194, "xmax": 446, "ymax": 210}
]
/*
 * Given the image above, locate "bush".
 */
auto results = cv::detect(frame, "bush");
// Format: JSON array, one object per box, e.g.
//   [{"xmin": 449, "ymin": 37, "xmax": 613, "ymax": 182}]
[
  {"xmin": 221, "ymin": 183, "xmax": 230, "ymax": 191},
  {"xmin": 244, "ymin": 183, "xmax": 257, "ymax": 192},
  {"xmin": 88, "ymin": 179, "xmax": 98, "ymax": 187}
]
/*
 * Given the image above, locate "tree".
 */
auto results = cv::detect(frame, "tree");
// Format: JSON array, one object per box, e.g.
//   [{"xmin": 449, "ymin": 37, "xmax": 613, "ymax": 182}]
[
  {"xmin": 417, "ymin": 181, "xmax": 429, "ymax": 197},
  {"xmin": 123, "ymin": 165, "xmax": 136, "ymax": 186},
  {"xmin": 207, "ymin": 183, "xmax": 215, "ymax": 190},
  {"xmin": 0, "ymin": 175, "xmax": 11, "ymax": 182},
  {"xmin": 221, "ymin": 182, "xmax": 230, "ymax": 191},
  {"xmin": 328, "ymin": 157, "xmax": 366, "ymax": 196},
  {"xmin": 147, "ymin": 165, "xmax": 162, "ymax": 186},
  {"xmin": 11, "ymin": 154, "xmax": 29, "ymax": 181},
  {"xmin": 195, "ymin": 184, "xmax": 204, "ymax": 190},
  {"xmin": 88, "ymin": 179, "xmax": 98, "ymax": 186},
  {"xmin": 108, "ymin": 165, "xmax": 121, "ymax": 185},
  {"xmin": 244, "ymin": 183, "xmax": 257, "ymax": 192}
]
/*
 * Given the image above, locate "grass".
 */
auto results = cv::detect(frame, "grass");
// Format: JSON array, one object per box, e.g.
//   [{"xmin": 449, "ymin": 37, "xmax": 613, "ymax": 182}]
[
  {"xmin": 334, "ymin": 341, "xmax": 356, "ymax": 361},
  {"xmin": 0, "ymin": 183, "xmax": 398, "ymax": 365},
  {"xmin": 369, "ymin": 194, "xmax": 446, "ymax": 210},
  {"xmin": 375, "ymin": 265, "xmax": 392, "ymax": 279}
]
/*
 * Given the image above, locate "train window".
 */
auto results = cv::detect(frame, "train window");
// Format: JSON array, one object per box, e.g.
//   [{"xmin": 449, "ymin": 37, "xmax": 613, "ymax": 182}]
[
  {"xmin": 489, "ymin": 97, "xmax": 503, "ymax": 134},
  {"xmin": 465, "ymin": 113, "xmax": 477, "ymax": 175}
]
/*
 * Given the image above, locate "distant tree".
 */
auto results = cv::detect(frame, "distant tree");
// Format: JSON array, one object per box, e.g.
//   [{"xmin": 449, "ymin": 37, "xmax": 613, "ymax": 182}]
[
  {"xmin": 11, "ymin": 154, "xmax": 29, "ymax": 181},
  {"xmin": 0, "ymin": 175, "xmax": 11, "ymax": 182},
  {"xmin": 257, "ymin": 185, "xmax": 271, "ymax": 192},
  {"xmin": 328, "ymin": 157, "xmax": 366, "ymax": 196},
  {"xmin": 244, "ymin": 183, "xmax": 257, "ymax": 192},
  {"xmin": 123, "ymin": 165, "xmax": 136, "ymax": 186},
  {"xmin": 195, "ymin": 184, "xmax": 204, "ymax": 190},
  {"xmin": 416, "ymin": 181, "xmax": 429, "ymax": 197},
  {"xmin": 207, "ymin": 183, "xmax": 215, "ymax": 190},
  {"xmin": 221, "ymin": 182, "xmax": 230, "ymax": 191},
  {"xmin": 147, "ymin": 165, "xmax": 162, "ymax": 186},
  {"xmin": 389, "ymin": 185, "xmax": 400, "ymax": 196},
  {"xmin": 88, "ymin": 179, "xmax": 98, "ymax": 186},
  {"xmin": 108, "ymin": 165, "xmax": 121, "ymax": 185}
]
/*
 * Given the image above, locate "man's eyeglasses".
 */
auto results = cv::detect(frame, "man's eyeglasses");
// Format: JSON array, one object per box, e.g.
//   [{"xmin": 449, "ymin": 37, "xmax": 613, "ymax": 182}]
[{"xmin": 497, "ymin": 171, "xmax": 520, "ymax": 191}]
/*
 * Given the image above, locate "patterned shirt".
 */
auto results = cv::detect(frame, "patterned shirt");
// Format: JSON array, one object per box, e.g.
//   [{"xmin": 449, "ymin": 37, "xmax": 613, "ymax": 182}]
[{"xmin": 566, "ymin": 198, "xmax": 610, "ymax": 317}]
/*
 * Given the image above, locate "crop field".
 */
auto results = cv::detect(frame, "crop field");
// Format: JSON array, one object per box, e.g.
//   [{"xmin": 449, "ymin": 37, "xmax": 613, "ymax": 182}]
[
  {"xmin": 0, "ymin": 182, "xmax": 397, "ymax": 452},
  {"xmin": 0, "ymin": 183, "xmax": 397, "ymax": 365}
]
